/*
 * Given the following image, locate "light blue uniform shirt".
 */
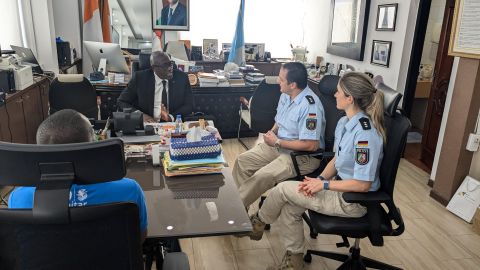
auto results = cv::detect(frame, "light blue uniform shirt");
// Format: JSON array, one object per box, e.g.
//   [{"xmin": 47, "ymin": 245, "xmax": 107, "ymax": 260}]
[
  {"xmin": 275, "ymin": 87, "xmax": 326, "ymax": 148},
  {"xmin": 334, "ymin": 112, "xmax": 383, "ymax": 191},
  {"xmin": 8, "ymin": 178, "xmax": 148, "ymax": 231}
]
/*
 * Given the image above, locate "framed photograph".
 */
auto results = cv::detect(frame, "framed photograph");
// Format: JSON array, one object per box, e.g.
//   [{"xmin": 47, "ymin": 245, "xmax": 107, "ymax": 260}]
[
  {"xmin": 376, "ymin": 3, "xmax": 398, "ymax": 31},
  {"xmin": 371, "ymin": 40, "xmax": 392, "ymax": 67},
  {"xmin": 203, "ymin": 39, "xmax": 218, "ymax": 56},
  {"xmin": 152, "ymin": 0, "xmax": 189, "ymax": 31}
]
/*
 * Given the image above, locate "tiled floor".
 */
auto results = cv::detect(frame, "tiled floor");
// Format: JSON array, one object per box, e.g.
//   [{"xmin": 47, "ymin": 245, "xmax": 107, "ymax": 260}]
[{"xmin": 178, "ymin": 138, "xmax": 479, "ymax": 270}]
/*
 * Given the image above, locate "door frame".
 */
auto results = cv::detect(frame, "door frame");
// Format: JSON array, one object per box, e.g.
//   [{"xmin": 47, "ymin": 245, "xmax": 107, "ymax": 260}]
[{"xmin": 402, "ymin": 0, "xmax": 433, "ymax": 117}]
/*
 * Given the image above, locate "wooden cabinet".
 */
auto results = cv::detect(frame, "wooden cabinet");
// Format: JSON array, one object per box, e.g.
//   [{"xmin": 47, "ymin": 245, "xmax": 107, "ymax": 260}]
[{"xmin": 0, "ymin": 78, "xmax": 50, "ymax": 144}]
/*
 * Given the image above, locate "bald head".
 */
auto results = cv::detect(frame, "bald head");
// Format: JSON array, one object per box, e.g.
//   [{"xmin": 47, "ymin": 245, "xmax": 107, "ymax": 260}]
[
  {"xmin": 150, "ymin": 51, "xmax": 173, "ymax": 79},
  {"xmin": 36, "ymin": 109, "xmax": 94, "ymax": 144}
]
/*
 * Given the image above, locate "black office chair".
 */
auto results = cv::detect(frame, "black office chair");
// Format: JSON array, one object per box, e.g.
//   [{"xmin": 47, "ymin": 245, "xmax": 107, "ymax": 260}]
[
  {"xmin": 49, "ymin": 74, "xmax": 99, "ymax": 119},
  {"xmin": 290, "ymin": 75, "xmax": 343, "ymax": 180},
  {"xmin": 237, "ymin": 77, "xmax": 281, "ymax": 149},
  {"xmin": 303, "ymin": 85, "xmax": 408, "ymax": 270},
  {"xmin": 0, "ymin": 139, "xmax": 190, "ymax": 270},
  {"xmin": 131, "ymin": 53, "xmax": 153, "ymax": 73}
]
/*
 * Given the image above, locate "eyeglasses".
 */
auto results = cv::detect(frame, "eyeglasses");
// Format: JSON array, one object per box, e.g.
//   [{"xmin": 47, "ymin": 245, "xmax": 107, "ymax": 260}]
[{"xmin": 152, "ymin": 61, "xmax": 175, "ymax": 69}]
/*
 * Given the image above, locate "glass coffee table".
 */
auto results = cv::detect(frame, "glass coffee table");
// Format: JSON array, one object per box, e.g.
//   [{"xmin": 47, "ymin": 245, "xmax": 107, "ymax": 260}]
[{"xmin": 126, "ymin": 160, "xmax": 252, "ymax": 239}]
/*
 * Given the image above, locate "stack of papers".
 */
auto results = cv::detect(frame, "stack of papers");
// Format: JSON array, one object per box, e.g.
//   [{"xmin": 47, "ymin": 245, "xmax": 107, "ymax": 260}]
[
  {"xmin": 245, "ymin": 72, "xmax": 265, "ymax": 85},
  {"xmin": 162, "ymin": 151, "xmax": 225, "ymax": 177}
]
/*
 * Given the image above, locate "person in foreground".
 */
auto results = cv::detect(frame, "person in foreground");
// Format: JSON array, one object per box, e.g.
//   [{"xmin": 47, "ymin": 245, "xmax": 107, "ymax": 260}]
[
  {"xmin": 117, "ymin": 51, "xmax": 193, "ymax": 123},
  {"xmin": 8, "ymin": 109, "xmax": 148, "ymax": 242},
  {"xmin": 232, "ymin": 62, "xmax": 326, "ymax": 208},
  {"xmin": 247, "ymin": 72, "xmax": 386, "ymax": 270}
]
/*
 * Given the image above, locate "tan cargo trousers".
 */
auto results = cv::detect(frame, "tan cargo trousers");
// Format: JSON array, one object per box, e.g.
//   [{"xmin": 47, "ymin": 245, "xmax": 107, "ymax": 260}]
[
  {"xmin": 258, "ymin": 181, "xmax": 367, "ymax": 254},
  {"xmin": 232, "ymin": 142, "xmax": 320, "ymax": 207}
]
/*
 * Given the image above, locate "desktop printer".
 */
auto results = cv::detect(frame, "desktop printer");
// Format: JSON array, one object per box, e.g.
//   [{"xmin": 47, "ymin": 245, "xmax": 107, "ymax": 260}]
[{"xmin": 0, "ymin": 56, "xmax": 34, "ymax": 91}]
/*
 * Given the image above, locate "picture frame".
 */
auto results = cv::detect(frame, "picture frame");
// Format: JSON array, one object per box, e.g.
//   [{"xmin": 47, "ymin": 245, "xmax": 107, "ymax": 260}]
[
  {"xmin": 151, "ymin": 0, "xmax": 189, "ymax": 31},
  {"xmin": 448, "ymin": 0, "xmax": 480, "ymax": 59},
  {"xmin": 376, "ymin": 3, "xmax": 398, "ymax": 31},
  {"xmin": 371, "ymin": 40, "xmax": 392, "ymax": 67}
]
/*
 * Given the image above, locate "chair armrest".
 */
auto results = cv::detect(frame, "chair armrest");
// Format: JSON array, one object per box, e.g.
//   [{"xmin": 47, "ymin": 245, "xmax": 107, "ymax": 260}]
[
  {"xmin": 342, "ymin": 191, "xmax": 391, "ymax": 204},
  {"xmin": 290, "ymin": 149, "xmax": 334, "ymax": 180},
  {"xmin": 239, "ymin": 96, "xmax": 250, "ymax": 107}
]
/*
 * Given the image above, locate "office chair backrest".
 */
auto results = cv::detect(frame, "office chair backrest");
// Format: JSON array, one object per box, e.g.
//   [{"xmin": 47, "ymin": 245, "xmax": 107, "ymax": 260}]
[
  {"xmin": 378, "ymin": 86, "xmax": 410, "ymax": 196},
  {"xmin": 250, "ymin": 79, "xmax": 281, "ymax": 133},
  {"xmin": 49, "ymin": 74, "xmax": 98, "ymax": 119},
  {"xmin": 316, "ymin": 75, "xmax": 344, "ymax": 151},
  {"xmin": 0, "ymin": 139, "xmax": 143, "ymax": 269}
]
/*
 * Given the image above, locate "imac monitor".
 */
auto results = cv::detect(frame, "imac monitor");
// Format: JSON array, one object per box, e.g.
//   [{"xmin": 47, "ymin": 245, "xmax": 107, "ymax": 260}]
[
  {"xmin": 84, "ymin": 41, "xmax": 130, "ymax": 74},
  {"xmin": 10, "ymin": 45, "xmax": 44, "ymax": 74}
]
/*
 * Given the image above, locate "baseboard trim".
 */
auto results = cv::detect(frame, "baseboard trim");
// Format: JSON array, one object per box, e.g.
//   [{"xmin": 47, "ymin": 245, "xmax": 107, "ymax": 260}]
[
  {"xmin": 429, "ymin": 190, "xmax": 449, "ymax": 206},
  {"xmin": 427, "ymin": 179, "xmax": 434, "ymax": 187}
]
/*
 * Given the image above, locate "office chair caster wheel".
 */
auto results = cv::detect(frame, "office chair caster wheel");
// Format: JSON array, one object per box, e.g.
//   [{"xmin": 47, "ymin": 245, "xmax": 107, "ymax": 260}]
[
  {"xmin": 310, "ymin": 232, "xmax": 318, "ymax": 239},
  {"xmin": 303, "ymin": 253, "xmax": 312, "ymax": 263},
  {"xmin": 265, "ymin": 224, "xmax": 271, "ymax": 230}
]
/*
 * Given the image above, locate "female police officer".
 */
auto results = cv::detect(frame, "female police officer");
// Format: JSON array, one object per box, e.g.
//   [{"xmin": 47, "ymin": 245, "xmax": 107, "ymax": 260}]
[{"xmin": 246, "ymin": 72, "xmax": 386, "ymax": 270}]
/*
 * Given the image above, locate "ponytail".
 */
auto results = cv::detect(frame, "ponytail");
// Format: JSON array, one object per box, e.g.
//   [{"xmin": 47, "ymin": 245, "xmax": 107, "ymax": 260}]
[
  {"xmin": 339, "ymin": 72, "xmax": 386, "ymax": 143},
  {"xmin": 366, "ymin": 90, "xmax": 386, "ymax": 143}
]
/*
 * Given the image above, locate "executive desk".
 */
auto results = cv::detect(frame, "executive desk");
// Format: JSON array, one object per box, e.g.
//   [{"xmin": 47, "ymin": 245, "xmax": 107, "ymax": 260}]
[
  {"xmin": 95, "ymin": 83, "xmax": 257, "ymax": 139},
  {"xmin": 126, "ymin": 161, "xmax": 252, "ymax": 239}
]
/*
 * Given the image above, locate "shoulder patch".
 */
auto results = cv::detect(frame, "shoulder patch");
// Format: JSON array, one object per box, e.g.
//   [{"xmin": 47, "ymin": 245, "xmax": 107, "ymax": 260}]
[
  {"xmin": 305, "ymin": 95, "xmax": 315, "ymax": 104},
  {"xmin": 359, "ymin": 117, "xmax": 371, "ymax": 130}
]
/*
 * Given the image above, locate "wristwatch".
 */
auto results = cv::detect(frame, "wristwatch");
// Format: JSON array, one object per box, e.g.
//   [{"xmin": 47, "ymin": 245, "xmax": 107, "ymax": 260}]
[
  {"xmin": 318, "ymin": 175, "xmax": 326, "ymax": 180},
  {"xmin": 274, "ymin": 138, "xmax": 281, "ymax": 149},
  {"xmin": 323, "ymin": 180, "xmax": 330, "ymax": 190}
]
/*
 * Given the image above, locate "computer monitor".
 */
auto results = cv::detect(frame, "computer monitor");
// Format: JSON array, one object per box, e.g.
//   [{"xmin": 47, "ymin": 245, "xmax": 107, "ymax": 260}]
[
  {"xmin": 84, "ymin": 41, "xmax": 130, "ymax": 74},
  {"xmin": 10, "ymin": 45, "xmax": 44, "ymax": 74}
]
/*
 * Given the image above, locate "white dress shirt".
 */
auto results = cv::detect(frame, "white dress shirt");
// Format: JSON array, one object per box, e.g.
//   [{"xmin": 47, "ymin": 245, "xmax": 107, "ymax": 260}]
[{"xmin": 153, "ymin": 73, "xmax": 168, "ymax": 119}]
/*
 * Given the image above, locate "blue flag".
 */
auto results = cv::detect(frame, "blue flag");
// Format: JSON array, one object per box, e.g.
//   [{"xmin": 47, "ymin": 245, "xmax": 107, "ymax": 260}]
[{"xmin": 228, "ymin": 0, "xmax": 245, "ymax": 66}]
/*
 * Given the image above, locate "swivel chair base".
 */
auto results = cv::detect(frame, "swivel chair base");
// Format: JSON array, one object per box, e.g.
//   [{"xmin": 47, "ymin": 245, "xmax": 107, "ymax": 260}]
[{"xmin": 304, "ymin": 239, "xmax": 401, "ymax": 270}]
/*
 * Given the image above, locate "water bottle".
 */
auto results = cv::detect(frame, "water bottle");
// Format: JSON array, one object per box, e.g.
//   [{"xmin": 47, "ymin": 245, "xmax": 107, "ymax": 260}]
[{"xmin": 175, "ymin": 114, "xmax": 183, "ymax": 133}]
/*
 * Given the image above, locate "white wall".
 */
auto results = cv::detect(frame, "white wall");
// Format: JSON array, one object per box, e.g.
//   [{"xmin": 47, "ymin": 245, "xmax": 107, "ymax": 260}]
[
  {"xmin": 52, "ymin": 0, "xmax": 82, "ymax": 59},
  {"xmin": 30, "ymin": 0, "xmax": 59, "ymax": 73},
  {"xmin": 420, "ymin": 0, "xmax": 446, "ymax": 69},
  {"xmin": 303, "ymin": 0, "xmax": 418, "ymax": 92},
  {"xmin": 0, "ymin": 0, "xmax": 23, "ymax": 50}
]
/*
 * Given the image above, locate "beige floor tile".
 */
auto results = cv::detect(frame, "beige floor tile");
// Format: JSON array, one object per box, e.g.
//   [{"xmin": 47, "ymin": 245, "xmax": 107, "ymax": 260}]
[
  {"xmin": 385, "ymin": 239, "xmax": 450, "ymax": 270},
  {"xmin": 454, "ymin": 234, "xmax": 480, "ymax": 259},
  {"xmin": 444, "ymin": 258, "xmax": 480, "ymax": 270},
  {"xmin": 179, "ymin": 238, "xmax": 196, "ymax": 270},
  {"xmin": 234, "ymin": 249, "xmax": 277, "ymax": 270},
  {"xmin": 230, "ymin": 234, "xmax": 271, "ymax": 250},
  {"xmin": 405, "ymin": 218, "xmax": 471, "ymax": 260},
  {"xmin": 191, "ymin": 236, "xmax": 238, "ymax": 270}
]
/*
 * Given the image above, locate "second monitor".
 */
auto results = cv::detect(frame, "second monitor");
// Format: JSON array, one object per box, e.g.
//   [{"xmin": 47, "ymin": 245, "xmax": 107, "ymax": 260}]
[{"xmin": 84, "ymin": 41, "xmax": 130, "ymax": 74}]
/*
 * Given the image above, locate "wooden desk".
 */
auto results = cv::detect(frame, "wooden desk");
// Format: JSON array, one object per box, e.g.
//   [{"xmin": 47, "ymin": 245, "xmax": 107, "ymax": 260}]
[
  {"xmin": 196, "ymin": 61, "xmax": 282, "ymax": 76},
  {"xmin": 94, "ymin": 83, "xmax": 257, "ymax": 139},
  {"xmin": 0, "ymin": 77, "xmax": 50, "ymax": 143}
]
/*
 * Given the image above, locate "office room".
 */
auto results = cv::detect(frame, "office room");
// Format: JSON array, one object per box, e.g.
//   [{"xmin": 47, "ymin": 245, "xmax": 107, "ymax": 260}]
[{"xmin": 1, "ymin": 0, "xmax": 480, "ymax": 269}]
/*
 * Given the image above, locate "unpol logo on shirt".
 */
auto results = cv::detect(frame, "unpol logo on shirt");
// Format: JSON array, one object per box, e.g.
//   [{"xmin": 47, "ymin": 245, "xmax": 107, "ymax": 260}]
[{"xmin": 76, "ymin": 189, "xmax": 88, "ymax": 202}]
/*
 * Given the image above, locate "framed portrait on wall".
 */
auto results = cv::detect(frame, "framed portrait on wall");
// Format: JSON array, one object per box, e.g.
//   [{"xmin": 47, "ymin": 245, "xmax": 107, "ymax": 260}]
[
  {"xmin": 371, "ymin": 40, "xmax": 392, "ymax": 67},
  {"xmin": 152, "ymin": 0, "xmax": 189, "ymax": 31},
  {"xmin": 376, "ymin": 3, "xmax": 398, "ymax": 31}
]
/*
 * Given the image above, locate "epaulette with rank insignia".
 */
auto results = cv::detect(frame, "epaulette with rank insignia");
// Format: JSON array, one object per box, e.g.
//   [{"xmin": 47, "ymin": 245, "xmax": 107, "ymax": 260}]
[
  {"xmin": 305, "ymin": 95, "xmax": 315, "ymax": 104},
  {"xmin": 359, "ymin": 117, "xmax": 371, "ymax": 130}
]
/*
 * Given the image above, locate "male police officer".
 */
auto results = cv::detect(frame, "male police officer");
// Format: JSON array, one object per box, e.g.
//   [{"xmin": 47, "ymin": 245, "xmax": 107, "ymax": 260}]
[{"xmin": 233, "ymin": 62, "xmax": 326, "ymax": 207}]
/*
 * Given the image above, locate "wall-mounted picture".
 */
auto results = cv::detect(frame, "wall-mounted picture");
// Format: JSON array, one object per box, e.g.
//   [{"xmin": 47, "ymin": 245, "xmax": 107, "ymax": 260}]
[
  {"xmin": 152, "ymin": 0, "xmax": 189, "ymax": 31},
  {"xmin": 371, "ymin": 40, "xmax": 392, "ymax": 67},
  {"xmin": 376, "ymin": 3, "xmax": 398, "ymax": 31}
]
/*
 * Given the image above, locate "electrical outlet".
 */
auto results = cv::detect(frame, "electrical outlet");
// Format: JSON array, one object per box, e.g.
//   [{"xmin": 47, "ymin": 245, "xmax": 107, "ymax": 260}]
[{"xmin": 466, "ymin": 133, "xmax": 480, "ymax": 152}]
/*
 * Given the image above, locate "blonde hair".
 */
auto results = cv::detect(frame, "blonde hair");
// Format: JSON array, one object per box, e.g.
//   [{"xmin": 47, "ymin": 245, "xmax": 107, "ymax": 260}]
[{"xmin": 339, "ymin": 72, "xmax": 386, "ymax": 143}]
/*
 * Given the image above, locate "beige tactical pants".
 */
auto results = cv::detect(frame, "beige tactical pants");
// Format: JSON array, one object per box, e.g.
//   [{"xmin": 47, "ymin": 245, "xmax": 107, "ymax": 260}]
[
  {"xmin": 232, "ymin": 142, "xmax": 320, "ymax": 207},
  {"xmin": 258, "ymin": 181, "xmax": 367, "ymax": 254}
]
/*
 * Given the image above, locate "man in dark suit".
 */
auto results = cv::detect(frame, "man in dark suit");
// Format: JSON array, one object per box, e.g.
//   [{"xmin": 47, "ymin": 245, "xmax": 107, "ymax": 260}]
[
  {"xmin": 160, "ymin": 0, "xmax": 187, "ymax": 26},
  {"xmin": 117, "ymin": 51, "xmax": 193, "ymax": 122}
]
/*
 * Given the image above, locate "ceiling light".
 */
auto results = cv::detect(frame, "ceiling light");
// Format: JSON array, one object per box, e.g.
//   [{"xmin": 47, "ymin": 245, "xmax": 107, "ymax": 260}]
[{"xmin": 114, "ymin": 19, "xmax": 119, "ymax": 23}]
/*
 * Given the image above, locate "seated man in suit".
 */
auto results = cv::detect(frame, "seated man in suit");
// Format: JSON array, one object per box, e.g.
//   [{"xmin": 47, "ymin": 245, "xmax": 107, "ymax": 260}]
[
  {"xmin": 117, "ymin": 51, "xmax": 193, "ymax": 123},
  {"xmin": 160, "ymin": 0, "xmax": 187, "ymax": 26},
  {"xmin": 8, "ymin": 109, "xmax": 148, "ymax": 242}
]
